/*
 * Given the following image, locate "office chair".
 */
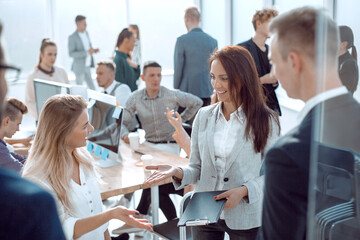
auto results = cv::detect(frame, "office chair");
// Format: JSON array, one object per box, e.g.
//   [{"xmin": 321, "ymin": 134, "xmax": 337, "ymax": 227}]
[
  {"xmin": 153, "ymin": 191, "xmax": 193, "ymax": 240},
  {"xmin": 314, "ymin": 143, "xmax": 360, "ymax": 240}
]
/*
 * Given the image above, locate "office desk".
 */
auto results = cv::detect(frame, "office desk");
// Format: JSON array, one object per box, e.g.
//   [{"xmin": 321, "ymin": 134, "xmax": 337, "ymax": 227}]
[
  {"xmin": 97, "ymin": 142, "xmax": 188, "ymax": 199},
  {"xmin": 96, "ymin": 141, "xmax": 188, "ymax": 231}
]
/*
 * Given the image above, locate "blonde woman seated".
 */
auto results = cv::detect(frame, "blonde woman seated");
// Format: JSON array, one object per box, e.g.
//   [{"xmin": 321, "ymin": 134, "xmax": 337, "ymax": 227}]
[
  {"xmin": 25, "ymin": 38, "xmax": 69, "ymax": 120},
  {"xmin": 22, "ymin": 95, "xmax": 153, "ymax": 240}
]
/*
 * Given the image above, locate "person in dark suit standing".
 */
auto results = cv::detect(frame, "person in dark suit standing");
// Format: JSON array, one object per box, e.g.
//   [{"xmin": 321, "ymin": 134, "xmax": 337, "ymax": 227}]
[
  {"xmin": 174, "ymin": 6, "xmax": 218, "ymax": 107},
  {"xmin": 68, "ymin": 15, "xmax": 99, "ymax": 90},
  {"xmin": 257, "ymin": 7, "xmax": 360, "ymax": 240},
  {"xmin": 238, "ymin": 9, "xmax": 281, "ymax": 116},
  {"xmin": 0, "ymin": 21, "xmax": 66, "ymax": 240}
]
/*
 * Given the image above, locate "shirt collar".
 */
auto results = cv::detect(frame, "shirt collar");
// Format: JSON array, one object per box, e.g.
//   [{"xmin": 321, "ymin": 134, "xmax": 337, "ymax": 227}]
[
  {"xmin": 297, "ymin": 86, "xmax": 348, "ymax": 124},
  {"xmin": 216, "ymin": 102, "xmax": 246, "ymax": 124},
  {"xmin": 0, "ymin": 138, "xmax": 6, "ymax": 147},
  {"xmin": 116, "ymin": 50, "xmax": 128, "ymax": 59},
  {"xmin": 104, "ymin": 80, "xmax": 116, "ymax": 94},
  {"xmin": 142, "ymin": 87, "xmax": 163, "ymax": 100},
  {"xmin": 189, "ymin": 28, "xmax": 202, "ymax": 33}
]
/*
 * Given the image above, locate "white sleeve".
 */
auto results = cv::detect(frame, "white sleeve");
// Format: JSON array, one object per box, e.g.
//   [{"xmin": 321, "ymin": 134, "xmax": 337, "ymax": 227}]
[
  {"xmin": 25, "ymin": 73, "xmax": 38, "ymax": 120},
  {"xmin": 115, "ymin": 84, "xmax": 132, "ymax": 107}
]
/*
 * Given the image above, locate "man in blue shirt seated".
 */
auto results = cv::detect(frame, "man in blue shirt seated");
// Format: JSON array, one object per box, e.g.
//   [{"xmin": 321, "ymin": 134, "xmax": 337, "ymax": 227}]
[
  {"xmin": 0, "ymin": 97, "xmax": 28, "ymax": 172},
  {"xmin": 0, "ymin": 21, "xmax": 65, "ymax": 240}
]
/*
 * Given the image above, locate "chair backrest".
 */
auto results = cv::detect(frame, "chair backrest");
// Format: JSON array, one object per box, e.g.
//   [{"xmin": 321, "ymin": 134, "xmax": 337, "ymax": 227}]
[
  {"xmin": 314, "ymin": 143, "xmax": 360, "ymax": 239},
  {"xmin": 316, "ymin": 143, "xmax": 356, "ymax": 212}
]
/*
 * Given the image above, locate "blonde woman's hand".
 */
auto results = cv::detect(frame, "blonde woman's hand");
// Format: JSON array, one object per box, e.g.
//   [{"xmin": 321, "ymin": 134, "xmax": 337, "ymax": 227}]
[
  {"xmin": 143, "ymin": 165, "xmax": 180, "ymax": 185},
  {"xmin": 214, "ymin": 186, "xmax": 248, "ymax": 210},
  {"xmin": 164, "ymin": 107, "xmax": 182, "ymax": 131},
  {"xmin": 111, "ymin": 206, "xmax": 153, "ymax": 232}
]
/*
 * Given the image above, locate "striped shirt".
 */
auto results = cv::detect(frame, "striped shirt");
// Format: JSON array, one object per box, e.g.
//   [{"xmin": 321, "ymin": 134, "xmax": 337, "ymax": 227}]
[{"xmin": 121, "ymin": 86, "xmax": 202, "ymax": 142}]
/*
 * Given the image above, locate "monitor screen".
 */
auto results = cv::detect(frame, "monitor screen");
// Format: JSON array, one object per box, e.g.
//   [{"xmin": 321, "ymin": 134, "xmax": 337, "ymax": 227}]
[
  {"xmin": 86, "ymin": 90, "xmax": 123, "ymax": 166},
  {"xmin": 33, "ymin": 79, "xmax": 71, "ymax": 119}
]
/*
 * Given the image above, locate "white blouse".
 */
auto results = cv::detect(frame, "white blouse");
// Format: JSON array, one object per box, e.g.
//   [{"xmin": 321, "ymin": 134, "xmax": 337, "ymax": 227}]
[
  {"xmin": 25, "ymin": 66, "xmax": 69, "ymax": 120},
  {"xmin": 213, "ymin": 105, "xmax": 246, "ymax": 191},
  {"xmin": 33, "ymin": 165, "xmax": 108, "ymax": 240}
]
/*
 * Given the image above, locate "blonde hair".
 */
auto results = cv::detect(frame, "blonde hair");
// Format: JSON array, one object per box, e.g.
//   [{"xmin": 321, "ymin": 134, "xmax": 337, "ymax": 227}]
[
  {"xmin": 185, "ymin": 6, "xmax": 201, "ymax": 22},
  {"xmin": 22, "ymin": 94, "xmax": 93, "ymax": 215},
  {"xmin": 252, "ymin": 8, "xmax": 278, "ymax": 30},
  {"xmin": 269, "ymin": 7, "xmax": 339, "ymax": 62}
]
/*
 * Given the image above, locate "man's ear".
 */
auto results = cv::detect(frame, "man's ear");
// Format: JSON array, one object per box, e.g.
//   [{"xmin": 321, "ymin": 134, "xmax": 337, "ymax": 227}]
[
  {"xmin": 140, "ymin": 74, "xmax": 145, "ymax": 81},
  {"xmin": 288, "ymin": 52, "xmax": 302, "ymax": 74},
  {"xmin": 2, "ymin": 116, "xmax": 10, "ymax": 127}
]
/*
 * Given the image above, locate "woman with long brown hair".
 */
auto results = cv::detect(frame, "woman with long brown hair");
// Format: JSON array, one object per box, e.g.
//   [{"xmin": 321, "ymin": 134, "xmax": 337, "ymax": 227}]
[
  {"xmin": 22, "ymin": 94, "xmax": 152, "ymax": 240},
  {"xmin": 144, "ymin": 46, "xmax": 280, "ymax": 239}
]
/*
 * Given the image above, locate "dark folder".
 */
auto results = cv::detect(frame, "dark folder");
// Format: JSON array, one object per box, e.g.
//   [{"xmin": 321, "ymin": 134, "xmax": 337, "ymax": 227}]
[{"xmin": 178, "ymin": 191, "xmax": 226, "ymax": 227}]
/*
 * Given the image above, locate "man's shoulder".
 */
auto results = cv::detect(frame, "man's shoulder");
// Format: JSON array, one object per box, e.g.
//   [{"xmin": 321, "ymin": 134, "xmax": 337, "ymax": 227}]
[
  {"xmin": 128, "ymin": 88, "xmax": 144, "ymax": 99},
  {"xmin": 0, "ymin": 168, "xmax": 53, "ymax": 205},
  {"xmin": 68, "ymin": 31, "xmax": 78, "ymax": 39},
  {"xmin": 266, "ymin": 124, "xmax": 311, "ymax": 166},
  {"xmin": 237, "ymin": 39, "xmax": 253, "ymax": 47},
  {"xmin": 115, "ymin": 82, "xmax": 131, "ymax": 91}
]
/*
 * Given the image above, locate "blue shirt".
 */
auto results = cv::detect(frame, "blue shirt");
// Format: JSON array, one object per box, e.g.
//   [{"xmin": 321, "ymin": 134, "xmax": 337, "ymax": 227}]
[{"xmin": 0, "ymin": 139, "xmax": 25, "ymax": 173}]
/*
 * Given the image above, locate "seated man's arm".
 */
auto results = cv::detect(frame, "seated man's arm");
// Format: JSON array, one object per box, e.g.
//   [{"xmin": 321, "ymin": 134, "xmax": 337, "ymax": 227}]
[
  {"xmin": 174, "ymin": 91, "xmax": 203, "ymax": 122},
  {"xmin": 120, "ymin": 96, "xmax": 137, "ymax": 141}
]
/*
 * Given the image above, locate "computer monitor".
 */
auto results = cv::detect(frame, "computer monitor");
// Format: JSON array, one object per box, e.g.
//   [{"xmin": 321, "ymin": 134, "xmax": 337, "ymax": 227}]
[
  {"xmin": 33, "ymin": 79, "xmax": 71, "ymax": 119},
  {"xmin": 87, "ymin": 90, "xmax": 123, "ymax": 167}
]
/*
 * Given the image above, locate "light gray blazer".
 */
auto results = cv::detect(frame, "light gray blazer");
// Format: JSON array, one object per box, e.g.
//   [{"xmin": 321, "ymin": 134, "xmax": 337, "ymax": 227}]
[
  {"xmin": 173, "ymin": 103, "xmax": 279, "ymax": 230},
  {"xmin": 68, "ymin": 30, "xmax": 94, "ymax": 74}
]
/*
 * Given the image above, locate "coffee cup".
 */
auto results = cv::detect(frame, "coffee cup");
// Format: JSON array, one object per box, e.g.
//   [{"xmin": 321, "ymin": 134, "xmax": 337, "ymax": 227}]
[
  {"xmin": 141, "ymin": 154, "xmax": 153, "ymax": 171},
  {"xmin": 128, "ymin": 132, "xmax": 140, "ymax": 151}
]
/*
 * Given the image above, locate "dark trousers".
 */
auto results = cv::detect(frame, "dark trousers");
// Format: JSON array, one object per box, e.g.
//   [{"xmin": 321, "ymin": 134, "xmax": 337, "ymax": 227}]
[
  {"xmin": 191, "ymin": 220, "xmax": 259, "ymax": 240},
  {"xmin": 136, "ymin": 183, "xmax": 183, "ymax": 220}
]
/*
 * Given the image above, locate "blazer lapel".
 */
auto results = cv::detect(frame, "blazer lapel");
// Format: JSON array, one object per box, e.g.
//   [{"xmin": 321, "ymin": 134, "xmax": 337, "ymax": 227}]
[{"xmin": 206, "ymin": 105, "xmax": 218, "ymax": 168}]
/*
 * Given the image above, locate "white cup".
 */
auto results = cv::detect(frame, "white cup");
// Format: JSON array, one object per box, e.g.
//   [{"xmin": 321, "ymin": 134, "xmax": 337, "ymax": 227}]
[
  {"xmin": 128, "ymin": 132, "xmax": 140, "ymax": 151},
  {"xmin": 141, "ymin": 154, "xmax": 153, "ymax": 171}
]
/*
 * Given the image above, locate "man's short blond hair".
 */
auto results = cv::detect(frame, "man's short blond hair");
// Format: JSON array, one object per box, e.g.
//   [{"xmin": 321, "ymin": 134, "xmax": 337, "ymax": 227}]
[
  {"xmin": 97, "ymin": 60, "xmax": 116, "ymax": 72},
  {"xmin": 252, "ymin": 8, "xmax": 278, "ymax": 30},
  {"xmin": 185, "ymin": 6, "xmax": 201, "ymax": 22},
  {"xmin": 269, "ymin": 7, "xmax": 339, "ymax": 62}
]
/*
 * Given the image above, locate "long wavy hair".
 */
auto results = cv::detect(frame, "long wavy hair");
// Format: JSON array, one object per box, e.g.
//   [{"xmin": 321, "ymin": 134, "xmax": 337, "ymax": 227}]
[
  {"xmin": 209, "ymin": 46, "xmax": 280, "ymax": 153},
  {"xmin": 22, "ymin": 94, "xmax": 94, "ymax": 215}
]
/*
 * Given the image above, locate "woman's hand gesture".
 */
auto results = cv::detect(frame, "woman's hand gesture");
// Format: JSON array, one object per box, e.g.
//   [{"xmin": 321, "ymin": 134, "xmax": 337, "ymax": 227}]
[
  {"xmin": 111, "ymin": 206, "xmax": 153, "ymax": 232},
  {"xmin": 143, "ymin": 165, "xmax": 180, "ymax": 185}
]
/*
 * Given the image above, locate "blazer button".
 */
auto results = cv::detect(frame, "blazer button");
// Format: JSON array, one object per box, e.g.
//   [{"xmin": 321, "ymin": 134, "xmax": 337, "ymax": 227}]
[{"xmin": 224, "ymin": 177, "xmax": 229, "ymax": 182}]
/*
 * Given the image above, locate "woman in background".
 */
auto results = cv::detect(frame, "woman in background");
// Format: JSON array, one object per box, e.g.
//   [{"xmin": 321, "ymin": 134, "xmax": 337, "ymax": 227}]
[
  {"xmin": 113, "ymin": 28, "xmax": 140, "ymax": 92},
  {"xmin": 22, "ymin": 94, "xmax": 152, "ymax": 240},
  {"xmin": 338, "ymin": 25, "xmax": 358, "ymax": 94},
  {"xmin": 128, "ymin": 24, "xmax": 141, "ymax": 67},
  {"xmin": 25, "ymin": 38, "xmax": 69, "ymax": 120}
]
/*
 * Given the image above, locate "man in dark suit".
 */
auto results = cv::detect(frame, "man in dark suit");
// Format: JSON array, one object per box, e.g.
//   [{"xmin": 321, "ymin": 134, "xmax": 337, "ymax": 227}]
[
  {"xmin": 258, "ymin": 7, "xmax": 360, "ymax": 240},
  {"xmin": 174, "ymin": 6, "xmax": 218, "ymax": 106},
  {"xmin": 0, "ymin": 22, "xmax": 65, "ymax": 240}
]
